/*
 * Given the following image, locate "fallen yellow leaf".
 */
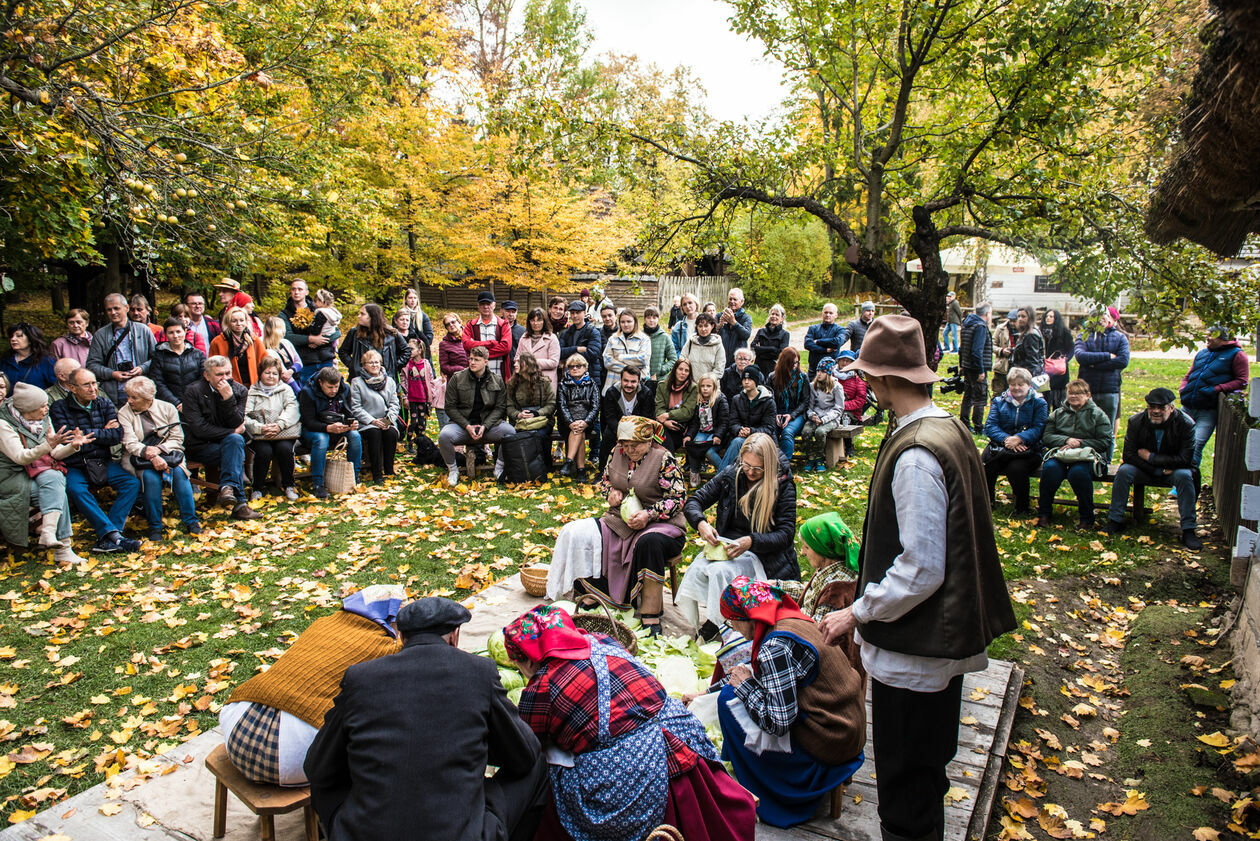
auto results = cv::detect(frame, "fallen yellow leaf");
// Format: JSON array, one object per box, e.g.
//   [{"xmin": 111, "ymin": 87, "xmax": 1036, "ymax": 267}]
[{"xmin": 1197, "ymin": 731, "xmax": 1230, "ymax": 748}]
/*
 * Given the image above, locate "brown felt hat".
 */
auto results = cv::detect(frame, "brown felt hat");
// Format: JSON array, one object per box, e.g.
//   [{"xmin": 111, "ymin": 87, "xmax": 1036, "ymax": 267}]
[{"xmin": 844, "ymin": 314, "xmax": 941, "ymax": 384}]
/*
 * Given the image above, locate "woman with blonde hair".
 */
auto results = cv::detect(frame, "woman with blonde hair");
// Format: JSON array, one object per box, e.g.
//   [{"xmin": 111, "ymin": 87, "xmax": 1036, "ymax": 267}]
[
  {"xmin": 261, "ymin": 316, "xmax": 303, "ymax": 392},
  {"xmin": 677, "ymin": 432, "xmax": 799, "ymax": 630},
  {"xmin": 209, "ymin": 306, "xmax": 267, "ymax": 387}
]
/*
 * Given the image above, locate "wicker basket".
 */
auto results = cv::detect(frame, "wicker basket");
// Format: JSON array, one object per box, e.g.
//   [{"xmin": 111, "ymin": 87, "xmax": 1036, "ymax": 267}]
[
  {"xmin": 647, "ymin": 826, "xmax": 684, "ymax": 841},
  {"xmin": 572, "ymin": 594, "xmax": 639, "ymax": 656},
  {"xmin": 520, "ymin": 565, "xmax": 549, "ymax": 598}
]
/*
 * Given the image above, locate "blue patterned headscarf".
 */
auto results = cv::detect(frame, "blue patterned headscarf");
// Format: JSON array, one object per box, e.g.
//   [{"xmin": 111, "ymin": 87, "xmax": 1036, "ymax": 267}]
[{"xmin": 341, "ymin": 584, "xmax": 406, "ymax": 638}]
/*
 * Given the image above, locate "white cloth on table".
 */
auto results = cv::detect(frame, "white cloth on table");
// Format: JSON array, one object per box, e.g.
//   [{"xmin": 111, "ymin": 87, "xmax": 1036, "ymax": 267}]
[
  {"xmin": 675, "ymin": 549, "xmax": 767, "ymax": 630},
  {"xmin": 218, "ymin": 701, "xmax": 319, "ymax": 787},
  {"xmin": 547, "ymin": 517, "xmax": 603, "ymax": 600}
]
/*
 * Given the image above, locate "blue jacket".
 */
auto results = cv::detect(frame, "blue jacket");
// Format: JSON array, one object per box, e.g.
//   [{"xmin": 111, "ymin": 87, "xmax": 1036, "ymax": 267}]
[
  {"xmin": 1073, "ymin": 327, "xmax": 1129, "ymax": 396},
  {"xmin": 670, "ymin": 319, "xmax": 690, "ymax": 354},
  {"xmin": 959, "ymin": 313, "xmax": 992, "ymax": 372},
  {"xmin": 984, "ymin": 391, "xmax": 1049, "ymax": 453},
  {"xmin": 718, "ymin": 308, "xmax": 753, "ymax": 366},
  {"xmin": 803, "ymin": 322, "xmax": 849, "ymax": 373},
  {"xmin": 0, "ymin": 354, "xmax": 56, "ymax": 390},
  {"xmin": 1180, "ymin": 343, "xmax": 1245, "ymax": 410},
  {"xmin": 50, "ymin": 396, "xmax": 121, "ymax": 467},
  {"xmin": 558, "ymin": 322, "xmax": 603, "ymax": 385}
]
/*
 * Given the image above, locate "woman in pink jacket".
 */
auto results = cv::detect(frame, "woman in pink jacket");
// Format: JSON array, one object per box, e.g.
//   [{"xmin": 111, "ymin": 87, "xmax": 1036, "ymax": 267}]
[{"xmin": 515, "ymin": 308, "xmax": 561, "ymax": 391}]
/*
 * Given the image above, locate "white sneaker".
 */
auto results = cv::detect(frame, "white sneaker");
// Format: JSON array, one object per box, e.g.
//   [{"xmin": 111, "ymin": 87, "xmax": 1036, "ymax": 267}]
[
  {"xmin": 447, "ymin": 467, "xmax": 460, "ymax": 487},
  {"xmin": 284, "ymin": 486, "xmax": 299, "ymax": 501},
  {"xmin": 249, "ymin": 491, "xmax": 263, "ymax": 502}
]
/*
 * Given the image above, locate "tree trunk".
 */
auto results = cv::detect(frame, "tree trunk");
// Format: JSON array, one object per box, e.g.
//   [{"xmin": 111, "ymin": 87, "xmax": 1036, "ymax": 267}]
[{"xmin": 50, "ymin": 283, "xmax": 64, "ymax": 313}]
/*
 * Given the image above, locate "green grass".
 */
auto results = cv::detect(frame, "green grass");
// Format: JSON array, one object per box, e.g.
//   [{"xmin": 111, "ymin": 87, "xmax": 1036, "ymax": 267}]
[{"xmin": 0, "ymin": 342, "xmax": 1252, "ymax": 823}]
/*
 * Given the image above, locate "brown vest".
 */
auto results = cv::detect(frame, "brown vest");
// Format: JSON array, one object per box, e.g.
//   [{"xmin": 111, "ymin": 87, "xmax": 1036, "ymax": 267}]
[
  {"xmin": 227, "ymin": 611, "xmax": 402, "ymax": 727},
  {"xmin": 773, "ymin": 617, "xmax": 866, "ymax": 764},
  {"xmin": 602, "ymin": 445, "xmax": 687, "ymax": 540},
  {"xmin": 857, "ymin": 415, "xmax": 1016, "ymax": 658}
]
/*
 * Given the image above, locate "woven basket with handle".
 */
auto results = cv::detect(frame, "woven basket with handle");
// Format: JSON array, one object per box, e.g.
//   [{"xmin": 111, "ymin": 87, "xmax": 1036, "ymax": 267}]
[
  {"xmin": 324, "ymin": 438, "xmax": 356, "ymax": 495},
  {"xmin": 519, "ymin": 565, "xmax": 549, "ymax": 598},
  {"xmin": 571, "ymin": 594, "xmax": 638, "ymax": 656},
  {"xmin": 646, "ymin": 826, "xmax": 684, "ymax": 841}
]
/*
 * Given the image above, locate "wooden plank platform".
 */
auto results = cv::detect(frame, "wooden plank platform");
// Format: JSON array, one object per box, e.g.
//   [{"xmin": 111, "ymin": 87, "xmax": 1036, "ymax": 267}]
[{"xmin": 755, "ymin": 659, "xmax": 1023, "ymax": 841}]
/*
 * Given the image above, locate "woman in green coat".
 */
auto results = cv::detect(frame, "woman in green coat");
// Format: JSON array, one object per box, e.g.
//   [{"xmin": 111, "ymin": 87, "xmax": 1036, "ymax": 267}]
[
  {"xmin": 1037, "ymin": 379, "xmax": 1114, "ymax": 528},
  {"xmin": 0, "ymin": 383, "xmax": 91, "ymax": 562},
  {"xmin": 654, "ymin": 358, "xmax": 698, "ymax": 453}
]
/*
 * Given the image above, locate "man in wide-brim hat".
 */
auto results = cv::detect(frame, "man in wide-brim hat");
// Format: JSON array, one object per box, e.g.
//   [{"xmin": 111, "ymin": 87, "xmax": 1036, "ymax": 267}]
[{"xmin": 819, "ymin": 314, "xmax": 1016, "ymax": 841}]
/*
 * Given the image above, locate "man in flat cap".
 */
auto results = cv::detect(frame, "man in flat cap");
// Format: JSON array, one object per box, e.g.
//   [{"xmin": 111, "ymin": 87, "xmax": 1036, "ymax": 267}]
[
  {"xmin": 463, "ymin": 291, "xmax": 514, "ymax": 380},
  {"xmin": 1105, "ymin": 387, "xmax": 1202, "ymax": 549},
  {"xmin": 820, "ymin": 315, "xmax": 1015, "ymax": 841},
  {"xmin": 305, "ymin": 597, "xmax": 548, "ymax": 841}
]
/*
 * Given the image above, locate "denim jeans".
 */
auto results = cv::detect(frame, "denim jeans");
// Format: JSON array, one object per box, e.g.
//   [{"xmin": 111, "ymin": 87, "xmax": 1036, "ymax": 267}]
[
  {"xmin": 1038, "ymin": 458, "xmax": 1097, "ymax": 520},
  {"xmin": 777, "ymin": 414, "xmax": 806, "ymax": 460},
  {"xmin": 1184, "ymin": 406, "xmax": 1219, "ymax": 468},
  {"xmin": 187, "ymin": 433, "xmax": 246, "ymax": 495},
  {"xmin": 302, "ymin": 430, "xmax": 363, "ymax": 483},
  {"xmin": 65, "ymin": 462, "xmax": 140, "ymax": 538},
  {"xmin": 717, "ymin": 436, "xmax": 748, "ymax": 472},
  {"xmin": 1092, "ymin": 392, "xmax": 1120, "ymax": 459},
  {"xmin": 138, "ymin": 467, "xmax": 199, "ymax": 530},
  {"xmin": 942, "ymin": 322, "xmax": 960, "ymax": 352},
  {"xmin": 1108, "ymin": 463, "xmax": 1197, "ymax": 530},
  {"xmin": 297, "ymin": 360, "xmax": 335, "ymax": 387},
  {"xmin": 31, "ymin": 469, "xmax": 72, "ymax": 540}
]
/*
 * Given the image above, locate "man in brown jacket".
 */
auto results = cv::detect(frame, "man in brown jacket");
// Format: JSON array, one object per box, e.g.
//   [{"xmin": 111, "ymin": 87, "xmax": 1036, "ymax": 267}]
[{"xmin": 821, "ymin": 315, "xmax": 1016, "ymax": 841}]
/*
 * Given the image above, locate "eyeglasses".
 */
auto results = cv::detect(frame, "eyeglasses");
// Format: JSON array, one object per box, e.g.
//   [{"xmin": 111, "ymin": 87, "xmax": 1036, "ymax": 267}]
[{"xmin": 738, "ymin": 461, "xmax": 765, "ymax": 476}]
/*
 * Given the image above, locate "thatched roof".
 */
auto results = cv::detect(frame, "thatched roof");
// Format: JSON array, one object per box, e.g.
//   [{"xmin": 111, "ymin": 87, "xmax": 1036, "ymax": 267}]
[{"xmin": 1146, "ymin": 0, "xmax": 1260, "ymax": 257}]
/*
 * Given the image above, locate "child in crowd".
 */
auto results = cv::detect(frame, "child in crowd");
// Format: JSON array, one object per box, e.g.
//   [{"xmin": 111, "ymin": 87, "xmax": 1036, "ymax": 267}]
[
  {"xmin": 682, "ymin": 373, "xmax": 727, "ymax": 488},
  {"xmin": 313, "ymin": 289, "xmax": 342, "ymax": 346},
  {"xmin": 557, "ymin": 354, "xmax": 599, "ymax": 481},
  {"xmin": 400, "ymin": 338, "xmax": 437, "ymax": 449},
  {"xmin": 800, "ymin": 357, "xmax": 845, "ymax": 471},
  {"xmin": 835, "ymin": 350, "xmax": 869, "ymax": 425}
]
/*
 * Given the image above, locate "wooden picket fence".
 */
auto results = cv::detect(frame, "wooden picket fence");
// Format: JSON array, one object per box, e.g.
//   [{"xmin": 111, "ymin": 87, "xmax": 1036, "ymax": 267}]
[
  {"xmin": 411, "ymin": 275, "xmax": 730, "ymax": 315},
  {"xmin": 1213, "ymin": 392, "xmax": 1258, "ymax": 542}
]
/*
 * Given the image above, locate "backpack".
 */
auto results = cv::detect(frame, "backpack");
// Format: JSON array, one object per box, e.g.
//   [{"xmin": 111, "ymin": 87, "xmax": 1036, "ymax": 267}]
[{"xmin": 500, "ymin": 430, "xmax": 549, "ymax": 483}]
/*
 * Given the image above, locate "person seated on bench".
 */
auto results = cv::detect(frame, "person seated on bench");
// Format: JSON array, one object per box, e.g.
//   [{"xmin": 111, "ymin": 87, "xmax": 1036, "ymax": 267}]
[
  {"xmin": 981, "ymin": 366, "xmax": 1047, "ymax": 517},
  {"xmin": 716, "ymin": 364, "xmax": 777, "ymax": 473},
  {"xmin": 506, "ymin": 351, "xmax": 556, "ymax": 462},
  {"xmin": 800, "ymin": 357, "xmax": 845, "ymax": 472},
  {"xmin": 1105, "ymin": 387, "xmax": 1202, "ymax": 549},
  {"xmin": 439, "ymin": 346, "xmax": 515, "ymax": 486},
  {"xmin": 677, "ymin": 433, "xmax": 799, "ymax": 630},
  {"xmin": 183, "ymin": 356, "xmax": 262, "ymax": 520},
  {"xmin": 682, "ymin": 373, "xmax": 727, "ymax": 488},
  {"xmin": 577, "ymin": 416, "xmax": 686, "ymax": 637},
  {"xmin": 597, "ymin": 365, "xmax": 653, "ymax": 471},
  {"xmin": 1036, "ymin": 379, "xmax": 1113, "ymax": 529},
  {"xmin": 117, "ymin": 376, "xmax": 202, "ymax": 540},
  {"xmin": 307, "ymin": 597, "xmax": 548, "ymax": 841},
  {"xmin": 711, "ymin": 576, "xmax": 866, "ymax": 828},
  {"xmin": 654, "ymin": 357, "xmax": 697, "ymax": 453},
  {"xmin": 349, "ymin": 349, "xmax": 401, "ymax": 485},
  {"xmin": 220, "ymin": 585, "xmax": 403, "ymax": 786},
  {"xmin": 245, "ymin": 356, "xmax": 301, "ymax": 501},
  {"xmin": 505, "ymin": 604, "xmax": 756, "ymax": 841}
]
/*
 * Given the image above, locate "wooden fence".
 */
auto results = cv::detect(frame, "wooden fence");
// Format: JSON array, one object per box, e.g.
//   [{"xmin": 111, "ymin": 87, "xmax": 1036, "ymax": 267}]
[
  {"xmin": 1213, "ymin": 392, "xmax": 1258, "ymax": 542},
  {"xmin": 411, "ymin": 275, "xmax": 729, "ymax": 315}
]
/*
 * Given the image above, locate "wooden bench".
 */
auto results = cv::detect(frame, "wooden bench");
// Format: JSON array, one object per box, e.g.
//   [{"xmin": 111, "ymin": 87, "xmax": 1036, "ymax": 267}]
[
  {"xmin": 824, "ymin": 425, "xmax": 866, "ymax": 470},
  {"xmin": 1022, "ymin": 463, "xmax": 1174, "ymax": 519},
  {"xmin": 205, "ymin": 743, "xmax": 317, "ymax": 841}
]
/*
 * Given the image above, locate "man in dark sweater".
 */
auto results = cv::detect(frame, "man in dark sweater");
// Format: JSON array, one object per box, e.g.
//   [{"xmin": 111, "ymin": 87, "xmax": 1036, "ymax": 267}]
[
  {"xmin": 1105, "ymin": 387, "xmax": 1201, "ymax": 549},
  {"xmin": 957, "ymin": 303, "xmax": 994, "ymax": 433},
  {"xmin": 845, "ymin": 301, "xmax": 876, "ymax": 352},
  {"xmin": 50, "ymin": 368, "xmax": 142, "ymax": 553},
  {"xmin": 306, "ymin": 597, "xmax": 548, "ymax": 841},
  {"xmin": 820, "ymin": 315, "xmax": 1014, "ymax": 841},
  {"xmin": 182, "ymin": 356, "xmax": 261, "ymax": 520},
  {"xmin": 598, "ymin": 366, "xmax": 654, "ymax": 470}
]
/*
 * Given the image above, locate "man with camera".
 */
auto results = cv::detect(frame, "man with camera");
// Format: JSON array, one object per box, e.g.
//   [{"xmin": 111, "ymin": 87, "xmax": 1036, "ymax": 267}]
[
  {"xmin": 957, "ymin": 303, "xmax": 993, "ymax": 433},
  {"xmin": 86, "ymin": 293, "xmax": 157, "ymax": 407}
]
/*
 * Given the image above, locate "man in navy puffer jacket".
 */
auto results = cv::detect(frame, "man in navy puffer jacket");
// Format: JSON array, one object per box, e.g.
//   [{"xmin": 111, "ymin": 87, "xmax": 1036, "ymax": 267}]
[
  {"xmin": 1179, "ymin": 326, "xmax": 1249, "ymax": 468},
  {"xmin": 1073, "ymin": 306, "xmax": 1129, "ymax": 456}
]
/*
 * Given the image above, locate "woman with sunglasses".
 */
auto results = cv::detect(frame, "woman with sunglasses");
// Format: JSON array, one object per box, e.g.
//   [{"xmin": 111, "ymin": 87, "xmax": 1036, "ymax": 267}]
[{"xmin": 676, "ymin": 432, "xmax": 799, "ymax": 632}]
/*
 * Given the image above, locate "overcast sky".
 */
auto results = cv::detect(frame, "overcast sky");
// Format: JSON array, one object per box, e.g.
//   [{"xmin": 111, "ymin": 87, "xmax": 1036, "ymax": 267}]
[{"xmin": 578, "ymin": 0, "xmax": 793, "ymax": 125}]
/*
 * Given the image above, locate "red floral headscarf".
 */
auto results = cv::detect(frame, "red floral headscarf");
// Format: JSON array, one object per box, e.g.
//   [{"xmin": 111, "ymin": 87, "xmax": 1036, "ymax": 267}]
[
  {"xmin": 504, "ymin": 605, "xmax": 592, "ymax": 663},
  {"xmin": 719, "ymin": 576, "xmax": 814, "ymax": 670}
]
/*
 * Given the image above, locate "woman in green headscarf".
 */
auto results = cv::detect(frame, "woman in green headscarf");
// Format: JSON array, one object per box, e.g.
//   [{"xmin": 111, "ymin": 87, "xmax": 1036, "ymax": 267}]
[{"xmin": 772, "ymin": 511, "xmax": 863, "ymax": 678}]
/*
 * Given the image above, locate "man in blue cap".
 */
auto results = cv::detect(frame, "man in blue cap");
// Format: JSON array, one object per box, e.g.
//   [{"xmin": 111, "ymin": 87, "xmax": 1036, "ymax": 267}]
[
  {"xmin": 500, "ymin": 301, "xmax": 524, "ymax": 361},
  {"xmin": 306, "ymin": 596, "xmax": 549, "ymax": 841}
]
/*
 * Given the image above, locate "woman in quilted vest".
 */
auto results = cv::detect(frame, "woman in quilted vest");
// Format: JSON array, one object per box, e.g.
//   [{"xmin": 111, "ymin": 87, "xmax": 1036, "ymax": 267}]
[{"xmin": 714, "ymin": 576, "xmax": 866, "ymax": 827}]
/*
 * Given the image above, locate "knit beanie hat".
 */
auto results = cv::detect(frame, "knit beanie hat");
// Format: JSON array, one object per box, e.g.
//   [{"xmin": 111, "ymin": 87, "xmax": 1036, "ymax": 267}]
[
  {"xmin": 11, "ymin": 382, "xmax": 48, "ymax": 414},
  {"xmin": 741, "ymin": 365, "xmax": 764, "ymax": 386}
]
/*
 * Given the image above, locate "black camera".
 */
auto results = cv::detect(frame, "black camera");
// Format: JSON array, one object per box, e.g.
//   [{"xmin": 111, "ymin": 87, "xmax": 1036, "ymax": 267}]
[{"xmin": 939, "ymin": 365, "xmax": 966, "ymax": 395}]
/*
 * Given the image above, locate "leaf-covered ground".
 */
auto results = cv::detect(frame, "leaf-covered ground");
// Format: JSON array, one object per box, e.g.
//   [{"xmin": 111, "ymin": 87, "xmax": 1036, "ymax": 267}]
[{"xmin": 0, "ymin": 358, "xmax": 1256, "ymax": 837}]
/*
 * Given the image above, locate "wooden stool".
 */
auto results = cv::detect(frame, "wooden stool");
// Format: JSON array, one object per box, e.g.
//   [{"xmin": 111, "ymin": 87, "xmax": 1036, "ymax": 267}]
[
  {"xmin": 205, "ymin": 743, "xmax": 318, "ymax": 841},
  {"xmin": 829, "ymin": 783, "xmax": 847, "ymax": 818},
  {"xmin": 666, "ymin": 555, "xmax": 682, "ymax": 604}
]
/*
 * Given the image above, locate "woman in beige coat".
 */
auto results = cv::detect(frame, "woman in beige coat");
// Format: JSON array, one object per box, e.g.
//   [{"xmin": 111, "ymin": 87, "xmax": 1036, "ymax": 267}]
[
  {"xmin": 118, "ymin": 376, "xmax": 200, "ymax": 541},
  {"xmin": 0, "ymin": 383, "xmax": 90, "ymax": 562},
  {"xmin": 245, "ymin": 357, "xmax": 301, "ymax": 501}
]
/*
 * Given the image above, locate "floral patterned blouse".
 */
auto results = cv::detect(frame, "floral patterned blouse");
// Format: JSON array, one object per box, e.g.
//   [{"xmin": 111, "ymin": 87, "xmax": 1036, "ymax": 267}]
[{"xmin": 598, "ymin": 445, "xmax": 687, "ymax": 521}]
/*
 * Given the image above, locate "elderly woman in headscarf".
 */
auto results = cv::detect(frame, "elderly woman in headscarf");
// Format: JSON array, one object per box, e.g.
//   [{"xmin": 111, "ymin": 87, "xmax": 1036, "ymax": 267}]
[
  {"xmin": 505, "ymin": 604, "xmax": 756, "ymax": 841},
  {"xmin": 770, "ymin": 511, "xmax": 863, "ymax": 677},
  {"xmin": 713, "ymin": 576, "xmax": 866, "ymax": 828},
  {"xmin": 578, "ymin": 416, "xmax": 687, "ymax": 636},
  {"xmin": 0, "ymin": 383, "xmax": 91, "ymax": 563},
  {"xmin": 219, "ymin": 585, "xmax": 405, "ymax": 786}
]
